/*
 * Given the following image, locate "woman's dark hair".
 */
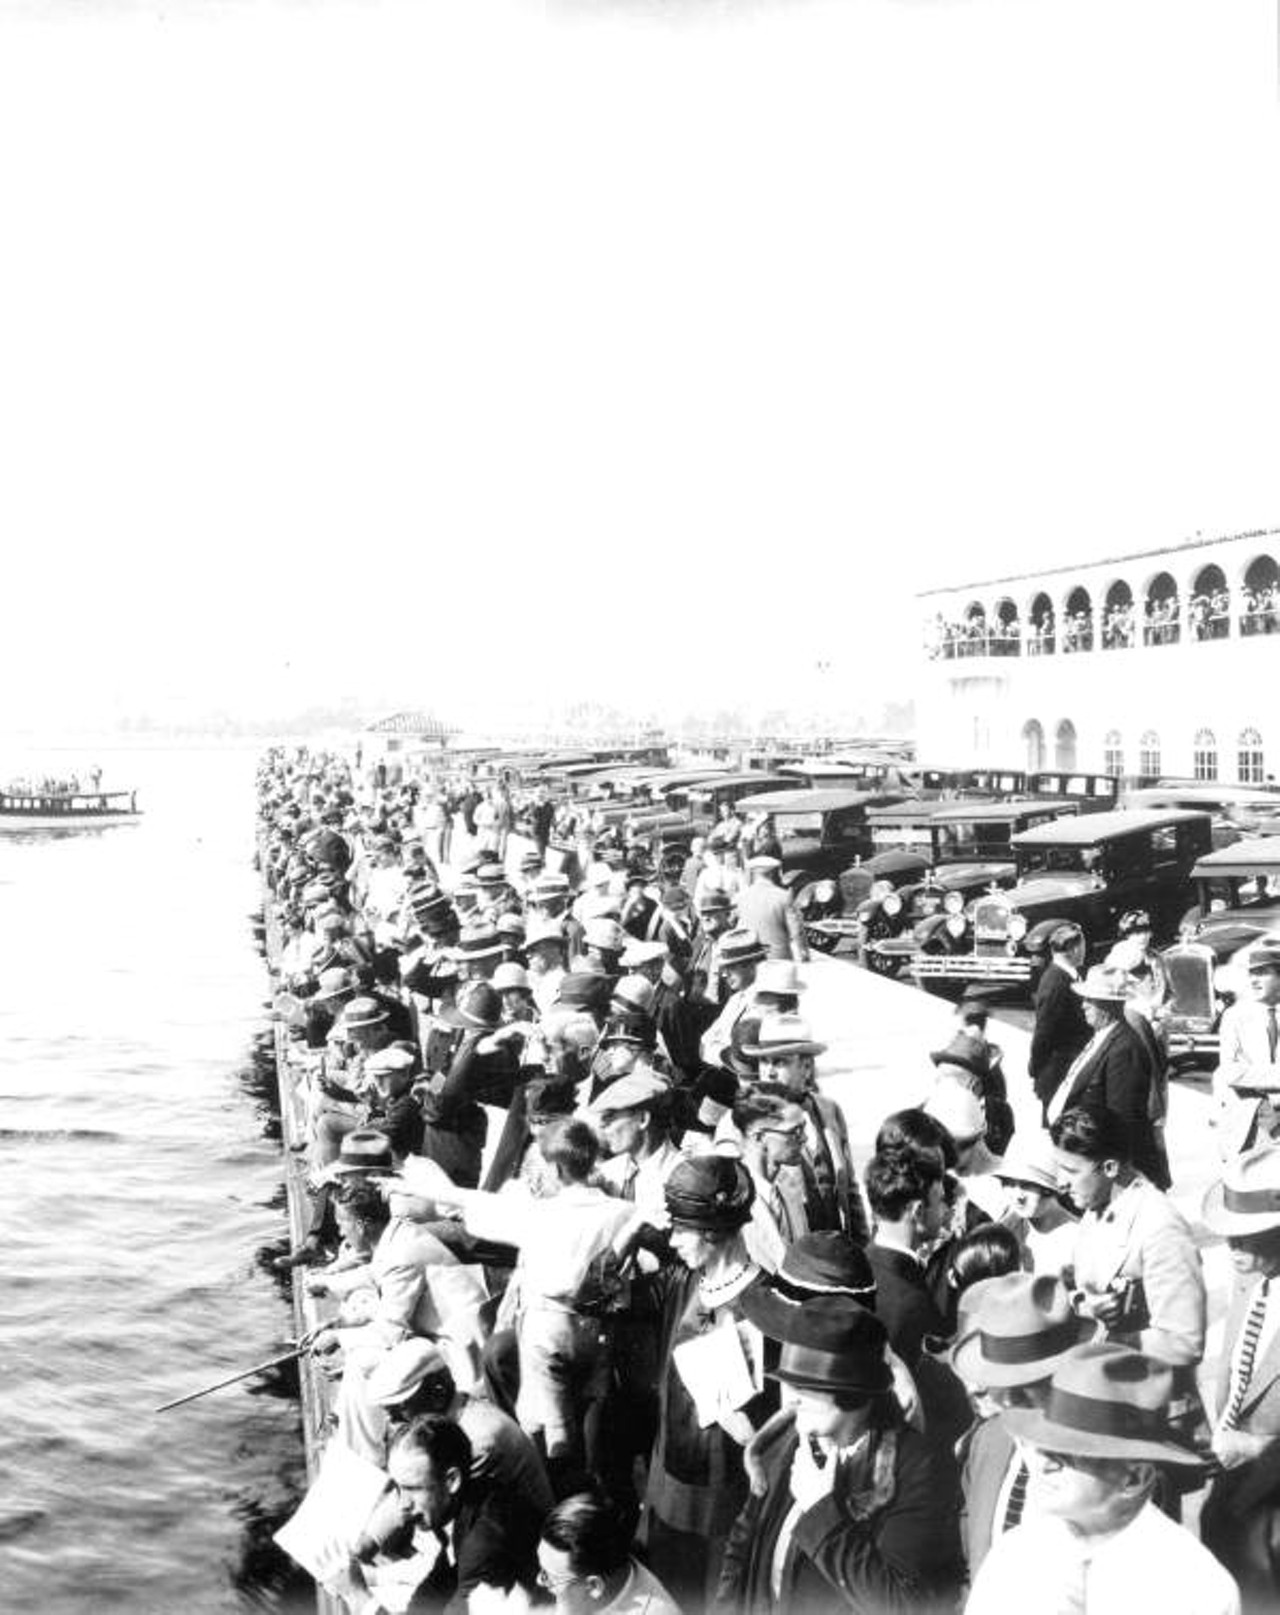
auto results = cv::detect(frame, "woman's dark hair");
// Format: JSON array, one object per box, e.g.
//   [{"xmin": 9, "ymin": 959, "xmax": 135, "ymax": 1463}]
[
  {"xmin": 541, "ymin": 1117, "xmax": 601, "ymax": 1184},
  {"xmin": 874, "ymin": 1108, "xmax": 958, "ymax": 1172},
  {"xmin": 865, "ymin": 1150, "xmax": 944, "ymax": 1223},
  {"xmin": 1050, "ymin": 1104, "xmax": 1131, "ymax": 1166},
  {"xmin": 337, "ymin": 1180, "xmax": 391, "ymax": 1232},
  {"xmin": 732, "ymin": 1082, "xmax": 797, "ymax": 1136},
  {"xmin": 947, "ymin": 1222, "xmax": 1022, "ymax": 1295},
  {"xmin": 540, "ymin": 1491, "xmax": 632, "ymax": 1578}
]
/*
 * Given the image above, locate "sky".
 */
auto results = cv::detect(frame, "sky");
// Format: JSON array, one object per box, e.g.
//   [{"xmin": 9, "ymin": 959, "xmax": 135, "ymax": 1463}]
[{"xmin": 0, "ymin": 0, "xmax": 1276, "ymax": 736}]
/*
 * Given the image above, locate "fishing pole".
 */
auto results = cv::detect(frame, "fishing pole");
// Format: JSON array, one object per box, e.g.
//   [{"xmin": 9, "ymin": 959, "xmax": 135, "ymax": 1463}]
[{"xmin": 153, "ymin": 1342, "xmax": 313, "ymax": 1414}]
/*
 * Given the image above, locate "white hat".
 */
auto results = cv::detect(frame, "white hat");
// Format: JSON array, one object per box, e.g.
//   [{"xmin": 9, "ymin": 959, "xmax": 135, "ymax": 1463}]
[
  {"xmin": 754, "ymin": 959, "xmax": 807, "ymax": 997},
  {"xmin": 924, "ymin": 1079, "xmax": 987, "ymax": 1146}
]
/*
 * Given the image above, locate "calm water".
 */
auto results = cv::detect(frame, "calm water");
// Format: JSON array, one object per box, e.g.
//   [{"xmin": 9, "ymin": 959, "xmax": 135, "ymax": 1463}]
[{"xmin": 0, "ymin": 746, "xmax": 313, "ymax": 1614}]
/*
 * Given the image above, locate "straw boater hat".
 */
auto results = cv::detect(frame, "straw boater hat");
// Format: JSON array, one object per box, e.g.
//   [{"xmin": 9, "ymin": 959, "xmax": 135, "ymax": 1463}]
[
  {"xmin": 951, "ymin": 1274, "xmax": 1094, "ymax": 1388},
  {"xmin": 447, "ymin": 925, "xmax": 506, "ymax": 963},
  {"xmin": 1001, "ymin": 1342, "xmax": 1204, "ymax": 1466},
  {"xmin": 717, "ymin": 928, "xmax": 767, "ymax": 969},
  {"xmin": 741, "ymin": 1011, "xmax": 826, "ymax": 1060},
  {"xmin": 753, "ymin": 960, "xmax": 808, "ymax": 999},
  {"xmin": 532, "ymin": 872, "xmax": 572, "ymax": 901},
  {"xmin": 767, "ymin": 1295, "xmax": 894, "ymax": 1397},
  {"xmin": 1202, "ymin": 1142, "xmax": 1280, "ymax": 1235},
  {"xmin": 1072, "ymin": 964, "xmax": 1133, "ymax": 1004}
]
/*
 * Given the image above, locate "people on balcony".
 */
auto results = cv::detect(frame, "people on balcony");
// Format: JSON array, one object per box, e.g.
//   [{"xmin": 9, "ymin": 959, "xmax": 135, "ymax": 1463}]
[{"xmin": 1241, "ymin": 581, "xmax": 1280, "ymax": 635}]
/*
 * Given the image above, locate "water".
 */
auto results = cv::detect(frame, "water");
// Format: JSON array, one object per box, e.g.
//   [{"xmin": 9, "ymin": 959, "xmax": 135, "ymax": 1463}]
[{"xmin": 0, "ymin": 746, "xmax": 313, "ymax": 1613}]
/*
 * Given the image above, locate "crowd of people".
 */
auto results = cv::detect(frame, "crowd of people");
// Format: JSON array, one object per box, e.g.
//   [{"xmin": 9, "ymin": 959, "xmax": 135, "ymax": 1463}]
[{"xmin": 257, "ymin": 746, "xmax": 1280, "ymax": 1614}]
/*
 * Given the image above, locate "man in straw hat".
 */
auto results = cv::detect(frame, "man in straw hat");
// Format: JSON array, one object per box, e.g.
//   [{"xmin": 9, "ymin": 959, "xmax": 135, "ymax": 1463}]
[
  {"xmin": 1200, "ymin": 1141, "xmax": 1280, "ymax": 1608},
  {"xmin": 1215, "ymin": 939, "xmax": 1280, "ymax": 1158},
  {"xmin": 716, "ymin": 1294, "xmax": 963, "ymax": 1614},
  {"xmin": 966, "ymin": 1343, "xmax": 1238, "ymax": 1615},
  {"xmin": 950, "ymin": 1273, "xmax": 1095, "ymax": 1577},
  {"xmin": 700, "ymin": 927, "xmax": 768, "ymax": 1070},
  {"xmin": 1046, "ymin": 962, "xmax": 1167, "ymax": 1189}
]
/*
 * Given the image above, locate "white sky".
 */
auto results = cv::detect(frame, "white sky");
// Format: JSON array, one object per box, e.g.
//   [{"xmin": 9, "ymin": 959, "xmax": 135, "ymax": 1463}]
[{"xmin": 0, "ymin": 0, "xmax": 1276, "ymax": 733}]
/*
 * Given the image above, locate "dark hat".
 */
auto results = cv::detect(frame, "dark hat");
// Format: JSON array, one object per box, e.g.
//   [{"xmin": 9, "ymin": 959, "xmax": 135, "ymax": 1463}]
[
  {"xmin": 343, "ymin": 995, "xmax": 391, "ymax": 1031},
  {"xmin": 718, "ymin": 928, "xmax": 767, "ymax": 969},
  {"xmin": 476, "ymin": 863, "xmax": 508, "ymax": 888},
  {"xmin": 600, "ymin": 1011, "xmax": 657, "ymax": 1051},
  {"xmin": 447, "ymin": 925, "xmax": 506, "ymax": 962},
  {"xmin": 741, "ymin": 1233, "xmax": 877, "ymax": 1340},
  {"xmin": 951, "ymin": 1274, "xmax": 1094, "ymax": 1389},
  {"xmin": 313, "ymin": 966, "xmax": 356, "ymax": 1005},
  {"xmin": 1116, "ymin": 908, "xmax": 1153, "ymax": 936},
  {"xmin": 556, "ymin": 972, "xmax": 612, "ymax": 1012},
  {"xmin": 696, "ymin": 888, "xmax": 734, "ymax": 915},
  {"xmin": 767, "ymin": 1296, "xmax": 893, "ymax": 1396},
  {"xmin": 929, "ymin": 1031, "xmax": 991, "ymax": 1081},
  {"xmin": 331, "ymin": 1128, "xmax": 396, "ymax": 1176},
  {"xmin": 1049, "ymin": 922, "xmax": 1084, "ymax": 953},
  {"xmin": 660, "ymin": 885, "xmax": 691, "ymax": 912},
  {"xmin": 437, "ymin": 981, "xmax": 503, "ymax": 1032},
  {"xmin": 664, "ymin": 1156, "xmax": 755, "ymax": 1232},
  {"xmin": 721, "ymin": 1015, "xmax": 763, "ymax": 1080},
  {"xmin": 525, "ymin": 1076, "xmax": 578, "ymax": 1119},
  {"xmin": 519, "ymin": 850, "xmax": 544, "ymax": 872},
  {"xmin": 1001, "ymin": 1342, "xmax": 1204, "ymax": 1466}
]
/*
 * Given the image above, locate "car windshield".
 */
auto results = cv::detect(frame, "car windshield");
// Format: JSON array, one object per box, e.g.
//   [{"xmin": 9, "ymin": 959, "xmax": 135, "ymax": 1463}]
[
  {"xmin": 1017, "ymin": 844, "xmax": 1101, "ymax": 876},
  {"xmin": 935, "ymin": 821, "xmax": 1011, "ymax": 859},
  {"xmin": 774, "ymin": 811, "xmax": 825, "ymax": 844}
]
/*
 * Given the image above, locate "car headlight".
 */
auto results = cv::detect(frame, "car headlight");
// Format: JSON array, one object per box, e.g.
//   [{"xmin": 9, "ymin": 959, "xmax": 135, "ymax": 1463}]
[
  {"xmin": 1209, "ymin": 898, "xmax": 1226, "ymax": 913},
  {"xmin": 946, "ymin": 914, "xmax": 967, "ymax": 938},
  {"xmin": 883, "ymin": 893, "xmax": 902, "ymax": 916},
  {"xmin": 815, "ymin": 880, "xmax": 837, "ymax": 903},
  {"xmin": 944, "ymin": 891, "xmax": 964, "ymax": 915},
  {"xmin": 1007, "ymin": 914, "xmax": 1027, "ymax": 941},
  {"xmin": 869, "ymin": 880, "xmax": 893, "ymax": 901}
]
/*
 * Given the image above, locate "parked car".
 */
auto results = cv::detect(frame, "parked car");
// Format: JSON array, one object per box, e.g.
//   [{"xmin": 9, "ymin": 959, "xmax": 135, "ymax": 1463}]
[
  {"xmin": 735, "ymin": 786, "xmax": 910, "ymax": 916},
  {"xmin": 1161, "ymin": 837, "xmax": 1280, "ymax": 1067},
  {"xmin": 1121, "ymin": 784, "xmax": 1280, "ymax": 847},
  {"xmin": 902, "ymin": 809, "xmax": 1214, "ymax": 990},
  {"xmin": 860, "ymin": 800, "xmax": 1083, "ymax": 975}
]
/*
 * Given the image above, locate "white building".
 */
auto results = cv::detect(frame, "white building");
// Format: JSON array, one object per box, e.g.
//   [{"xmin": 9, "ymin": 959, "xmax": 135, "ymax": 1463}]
[{"xmin": 916, "ymin": 527, "xmax": 1280, "ymax": 783}]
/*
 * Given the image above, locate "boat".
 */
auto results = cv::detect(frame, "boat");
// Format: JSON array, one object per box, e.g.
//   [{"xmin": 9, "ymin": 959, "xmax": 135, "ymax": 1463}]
[{"xmin": 0, "ymin": 788, "xmax": 141, "ymax": 830}]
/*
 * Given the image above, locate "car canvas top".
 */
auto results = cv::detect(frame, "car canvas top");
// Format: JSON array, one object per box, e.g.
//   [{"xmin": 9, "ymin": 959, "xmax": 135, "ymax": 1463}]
[{"xmin": 1011, "ymin": 808, "xmax": 1211, "ymax": 847}]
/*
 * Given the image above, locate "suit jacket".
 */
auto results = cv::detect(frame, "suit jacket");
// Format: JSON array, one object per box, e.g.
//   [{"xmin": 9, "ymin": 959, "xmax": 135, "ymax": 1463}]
[
  {"xmin": 1215, "ymin": 998, "xmax": 1280, "ymax": 1156},
  {"xmin": 1214, "ymin": 1274, "xmax": 1280, "ymax": 1439},
  {"xmin": 959, "ymin": 1416, "xmax": 1018, "ymax": 1579},
  {"xmin": 1029, "ymin": 962, "xmax": 1089, "ymax": 1108},
  {"xmin": 867, "ymin": 1243, "xmax": 946, "ymax": 1369},
  {"xmin": 804, "ymin": 1091, "xmax": 871, "ymax": 1246},
  {"xmin": 715, "ymin": 1419, "xmax": 962, "ymax": 1615},
  {"xmin": 1057, "ymin": 1018, "xmax": 1166, "ymax": 1186}
]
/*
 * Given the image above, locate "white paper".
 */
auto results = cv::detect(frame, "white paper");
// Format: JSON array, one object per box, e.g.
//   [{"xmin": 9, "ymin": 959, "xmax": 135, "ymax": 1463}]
[
  {"xmin": 273, "ymin": 1443, "xmax": 391, "ymax": 1582},
  {"xmin": 672, "ymin": 1316, "xmax": 757, "ymax": 1427}
]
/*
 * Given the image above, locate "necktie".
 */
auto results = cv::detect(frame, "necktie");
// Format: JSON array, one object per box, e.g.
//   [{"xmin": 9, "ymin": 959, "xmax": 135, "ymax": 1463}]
[
  {"xmin": 1268, "ymin": 1007, "xmax": 1278, "ymax": 1063},
  {"xmin": 1222, "ymin": 1278, "xmax": 1270, "ymax": 1430},
  {"xmin": 1002, "ymin": 1457, "xmax": 1030, "ymax": 1532},
  {"xmin": 622, "ymin": 1163, "xmax": 638, "ymax": 1203}
]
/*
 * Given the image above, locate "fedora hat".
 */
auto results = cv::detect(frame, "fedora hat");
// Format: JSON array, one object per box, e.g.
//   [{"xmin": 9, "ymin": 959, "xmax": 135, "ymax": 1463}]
[
  {"xmin": 556, "ymin": 971, "xmax": 612, "ymax": 1011},
  {"xmin": 600, "ymin": 1011, "xmax": 657, "ymax": 1050},
  {"xmin": 437, "ymin": 981, "xmax": 503, "ymax": 1032},
  {"xmin": 1001, "ymin": 1342, "xmax": 1204, "ymax": 1466},
  {"xmin": 1072, "ymin": 964, "xmax": 1132, "ymax": 1004},
  {"xmin": 767, "ymin": 1295, "xmax": 893, "ymax": 1396},
  {"xmin": 664, "ymin": 1156, "xmax": 755, "ymax": 1232},
  {"xmin": 495, "ymin": 914, "xmax": 526, "ymax": 943},
  {"xmin": 993, "ymin": 1129, "xmax": 1062, "ymax": 1194},
  {"xmin": 364, "ymin": 1045, "xmax": 419, "ymax": 1080},
  {"xmin": 532, "ymin": 872, "xmax": 572, "ymax": 899},
  {"xmin": 1247, "ymin": 940, "xmax": 1280, "ymax": 974},
  {"xmin": 718, "ymin": 928, "xmax": 767, "ymax": 969},
  {"xmin": 741, "ymin": 1010, "xmax": 826, "ymax": 1060},
  {"xmin": 610, "ymin": 975, "xmax": 657, "ymax": 1017},
  {"xmin": 312, "ymin": 966, "xmax": 356, "ymax": 1006},
  {"xmin": 1202, "ymin": 1142, "xmax": 1280, "ymax": 1235},
  {"xmin": 476, "ymin": 863, "xmax": 508, "ymax": 888},
  {"xmin": 721, "ymin": 1014, "xmax": 764, "ymax": 1079},
  {"xmin": 447, "ymin": 925, "xmax": 506, "ymax": 962},
  {"xmin": 929, "ymin": 1031, "xmax": 991, "ymax": 1081},
  {"xmin": 753, "ymin": 959, "xmax": 808, "ymax": 999},
  {"xmin": 619, "ymin": 939, "xmax": 668, "ymax": 971},
  {"xmin": 331, "ymin": 1128, "xmax": 396, "ymax": 1176},
  {"xmin": 695, "ymin": 888, "xmax": 734, "ymax": 915},
  {"xmin": 951, "ymin": 1274, "xmax": 1094, "ymax": 1388}
]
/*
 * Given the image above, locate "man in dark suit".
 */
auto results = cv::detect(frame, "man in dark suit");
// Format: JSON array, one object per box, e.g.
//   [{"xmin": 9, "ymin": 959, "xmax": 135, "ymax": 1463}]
[
  {"xmin": 864, "ymin": 1150, "xmax": 950, "ymax": 1368},
  {"xmin": 1029, "ymin": 923, "xmax": 1089, "ymax": 1121},
  {"xmin": 1045, "ymin": 963, "xmax": 1167, "ymax": 1188}
]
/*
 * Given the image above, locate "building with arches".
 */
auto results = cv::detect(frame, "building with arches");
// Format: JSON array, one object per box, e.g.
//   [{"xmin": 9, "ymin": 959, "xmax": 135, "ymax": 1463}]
[{"xmin": 918, "ymin": 527, "xmax": 1280, "ymax": 783}]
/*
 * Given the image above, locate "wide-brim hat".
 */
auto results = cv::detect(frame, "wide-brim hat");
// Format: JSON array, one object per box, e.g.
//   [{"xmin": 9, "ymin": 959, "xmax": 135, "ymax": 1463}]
[
  {"xmin": 951, "ymin": 1274, "xmax": 1094, "ymax": 1388},
  {"xmin": 1072, "ymin": 964, "xmax": 1132, "ymax": 1004},
  {"xmin": 929, "ymin": 1032, "xmax": 990, "ymax": 1080},
  {"xmin": 742, "ymin": 1234, "xmax": 877, "ymax": 1339},
  {"xmin": 437, "ymin": 981, "xmax": 503, "ymax": 1032},
  {"xmin": 1202, "ymin": 1141, "xmax": 1280, "ymax": 1234},
  {"xmin": 556, "ymin": 971, "xmax": 612, "ymax": 1011},
  {"xmin": 331, "ymin": 1127, "xmax": 396, "ymax": 1176},
  {"xmin": 740, "ymin": 1011, "xmax": 826, "ymax": 1060},
  {"xmin": 717, "ymin": 928, "xmax": 767, "ymax": 968},
  {"xmin": 1247, "ymin": 940, "xmax": 1280, "ymax": 975},
  {"xmin": 525, "ymin": 919, "xmax": 568, "ymax": 950},
  {"xmin": 584, "ymin": 918, "xmax": 627, "ymax": 955},
  {"xmin": 476, "ymin": 863, "xmax": 508, "ymax": 888},
  {"xmin": 342, "ymin": 995, "xmax": 391, "ymax": 1031},
  {"xmin": 1001, "ymin": 1342, "xmax": 1204, "ymax": 1466},
  {"xmin": 752, "ymin": 959, "xmax": 807, "ymax": 999},
  {"xmin": 619, "ymin": 940, "xmax": 667, "ymax": 971},
  {"xmin": 664, "ymin": 1156, "xmax": 755, "ymax": 1232},
  {"xmin": 446, "ymin": 927, "xmax": 506, "ymax": 962},
  {"xmin": 767, "ymin": 1295, "xmax": 893, "ymax": 1395},
  {"xmin": 312, "ymin": 967, "xmax": 356, "ymax": 1005}
]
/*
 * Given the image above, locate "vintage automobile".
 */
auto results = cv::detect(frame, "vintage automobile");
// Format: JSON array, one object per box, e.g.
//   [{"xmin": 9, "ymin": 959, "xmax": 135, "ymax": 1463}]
[
  {"xmin": 858, "ymin": 800, "xmax": 1083, "ymax": 974},
  {"xmin": 1160, "ymin": 837, "xmax": 1280, "ymax": 1066},
  {"xmin": 900, "ymin": 808, "xmax": 1214, "ymax": 989},
  {"xmin": 1121, "ymin": 783, "xmax": 1280, "ymax": 847}
]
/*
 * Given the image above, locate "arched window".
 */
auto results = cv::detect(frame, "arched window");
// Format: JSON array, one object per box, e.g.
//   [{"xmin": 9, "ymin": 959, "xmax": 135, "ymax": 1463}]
[
  {"xmin": 960, "ymin": 601, "xmax": 988, "ymax": 658},
  {"xmin": 1193, "ymin": 728, "xmax": 1218, "ymax": 782},
  {"xmin": 1143, "ymin": 572, "xmax": 1180, "ymax": 646},
  {"xmin": 1027, "ymin": 592, "xmax": 1055, "ymax": 656},
  {"xmin": 1062, "ymin": 588, "xmax": 1093, "ymax": 654},
  {"xmin": 1190, "ymin": 564, "xmax": 1229, "ymax": 642},
  {"xmin": 992, "ymin": 597, "xmax": 1021, "ymax": 657},
  {"xmin": 1241, "ymin": 556, "xmax": 1280, "ymax": 636},
  {"xmin": 1103, "ymin": 729, "xmax": 1125, "ymax": 777},
  {"xmin": 1022, "ymin": 719, "xmax": 1045, "ymax": 773},
  {"xmin": 1139, "ymin": 730, "xmax": 1161, "ymax": 779},
  {"xmin": 1055, "ymin": 719, "xmax": 1078, "ymax": 771},
  {"xmin": 1239, "ymin": 727, "xmax": 1266, "ymax": 785},
  {"xmin": 1102, "ymin": 581, "xmax": 1135, "ymax": 650}
]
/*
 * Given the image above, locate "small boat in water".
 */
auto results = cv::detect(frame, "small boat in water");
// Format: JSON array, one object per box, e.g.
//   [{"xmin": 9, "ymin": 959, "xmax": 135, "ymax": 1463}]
[{"xmin": 0, "ymin": 788, "xmax": 141, "ymax": 831}]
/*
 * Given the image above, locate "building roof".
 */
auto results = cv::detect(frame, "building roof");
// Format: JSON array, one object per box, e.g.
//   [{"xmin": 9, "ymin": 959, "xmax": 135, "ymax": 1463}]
[
  {"xmin": 916, "ymin": 525, "xmax": 1280, "ymax": 600},
  {"xmin": 365, "ymin": 711, "xmax": 455, "ymax": 738}
]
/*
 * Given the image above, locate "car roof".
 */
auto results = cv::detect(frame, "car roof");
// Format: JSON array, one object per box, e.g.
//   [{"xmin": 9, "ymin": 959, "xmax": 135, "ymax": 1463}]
[
  {"xmin": 1012, "ymin": 809, "xmax": 1211, "ymax": 846},
  {"xmin": 689, "ymin": 772, "xmax": 799, "ymax": 792},
  {"xmin": 738, "ymin": 787, "xmax": 904, "ymax": 813},
  {"xmin": 930, "ymin": 799, "xmax": 1081, "ymax": 823},
  {"xmin": 1192, "ymin": 837, "xmax": 1280, "ymax": 876},
  {"xmin": 867, "ymin": 801, "xmax": 949, "ymax": 821},
  {"xmin": 1126, "ymin": 785, "xmax": 1280, "ymax": 809}
]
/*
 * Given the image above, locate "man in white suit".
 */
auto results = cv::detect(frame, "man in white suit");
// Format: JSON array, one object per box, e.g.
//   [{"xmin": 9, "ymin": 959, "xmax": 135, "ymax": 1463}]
[{"xmin": 1216, "ymin": 941, "xmax": 1280, "ymax": 1157}]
